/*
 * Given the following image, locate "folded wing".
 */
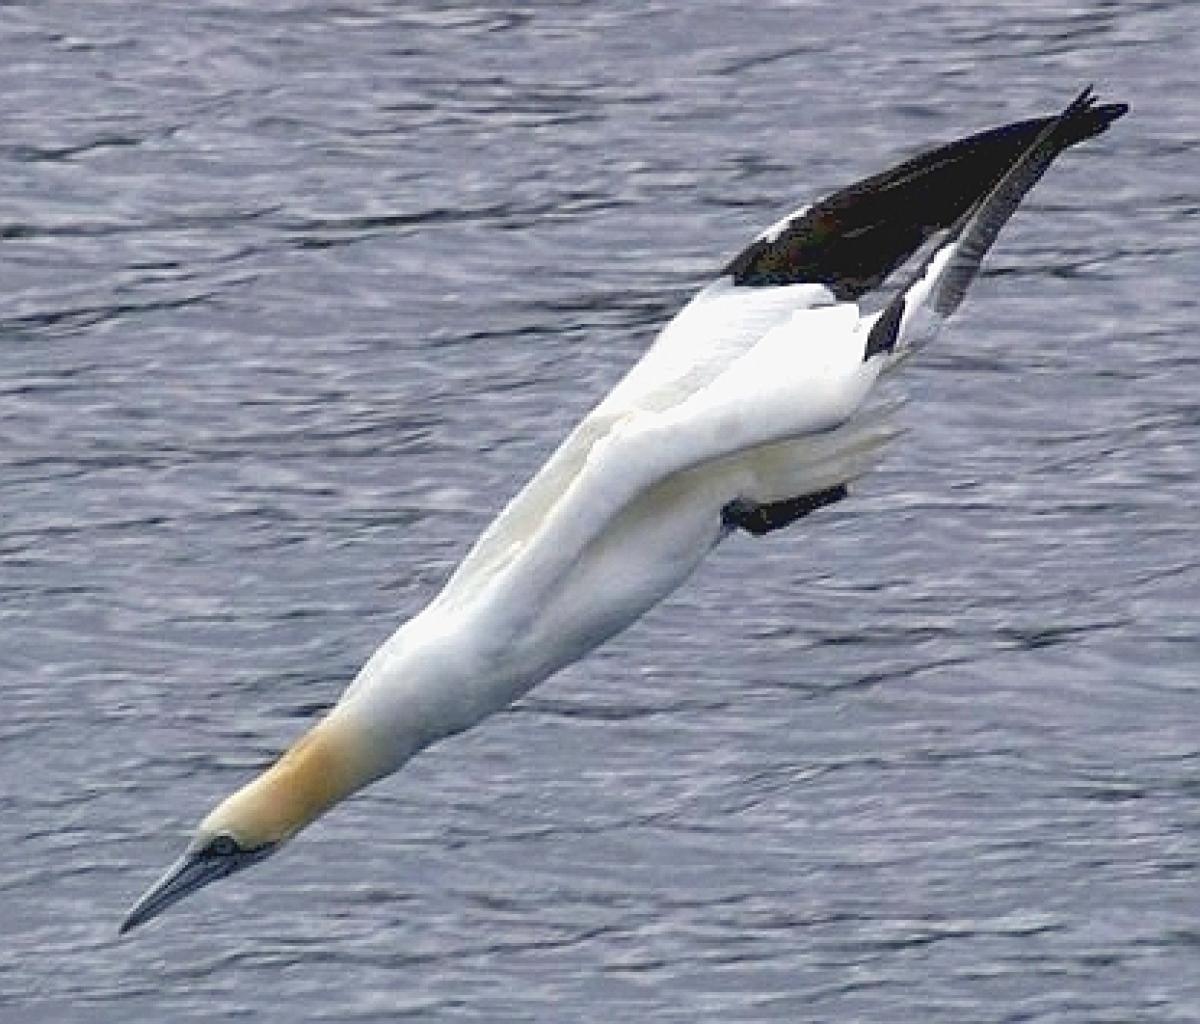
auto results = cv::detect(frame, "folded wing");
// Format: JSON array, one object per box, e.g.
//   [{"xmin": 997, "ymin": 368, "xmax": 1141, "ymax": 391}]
[{"xmin": 442, "ymin": 88, "xmax": 1127, "ymax": 608}]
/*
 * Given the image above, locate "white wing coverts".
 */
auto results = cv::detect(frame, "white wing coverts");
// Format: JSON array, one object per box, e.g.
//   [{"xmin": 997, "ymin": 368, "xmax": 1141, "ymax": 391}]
[
  {"xmin": 440, "ymin": 87, "xmax": 1128, "ymax": 622},
  {"xmin": 488, "ymin": 300, "xmax": 880, "ymax": 603}
]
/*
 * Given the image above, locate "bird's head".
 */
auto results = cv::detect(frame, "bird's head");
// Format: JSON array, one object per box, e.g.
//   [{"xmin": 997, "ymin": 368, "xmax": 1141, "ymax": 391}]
[{"xmin": 121, "ymin": 713, "xmax": 378, "ymax": 934}]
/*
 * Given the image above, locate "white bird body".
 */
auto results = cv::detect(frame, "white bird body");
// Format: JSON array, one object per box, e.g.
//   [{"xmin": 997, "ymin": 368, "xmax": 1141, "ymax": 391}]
[
  {"xmin": 344, "ymin": 281, "xmax": 890, "ymax": 750},
  {"xmin": 121, "ymin": 88, "xmax": 1127, "ymax": 934}
]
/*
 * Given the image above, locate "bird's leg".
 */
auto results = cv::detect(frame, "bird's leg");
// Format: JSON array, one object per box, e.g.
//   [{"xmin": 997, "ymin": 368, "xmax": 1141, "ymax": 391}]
[{"xmin": 722, "ymin": 484, "xmax": 849, "ymax": 537}]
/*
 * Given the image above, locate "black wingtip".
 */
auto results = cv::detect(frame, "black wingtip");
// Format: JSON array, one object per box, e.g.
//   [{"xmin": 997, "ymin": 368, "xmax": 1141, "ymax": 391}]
[
  {"xmin": 905, "ymin": 84, "xmax": 1129, "ymax": 322},
  {"xmin": 1058, "ymin": 86, "xmax": 1129, "ymax": 145},
  {"xmin": 723, "ymin": 88, "xmax": 1128, "ymax": 299},
  {"xmin": 1095, "ymin": 101, "xmax": 1131, "ymax": 126},
  {"xmin": 864, "ymin": 297, "xmax": 904, "ymax": 361}
]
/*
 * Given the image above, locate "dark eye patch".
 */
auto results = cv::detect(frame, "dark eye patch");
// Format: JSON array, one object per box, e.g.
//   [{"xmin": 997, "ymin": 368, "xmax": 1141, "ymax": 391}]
[{"xmin": 206, "ymin": 834, "xmax": 239, "ymax": 858}]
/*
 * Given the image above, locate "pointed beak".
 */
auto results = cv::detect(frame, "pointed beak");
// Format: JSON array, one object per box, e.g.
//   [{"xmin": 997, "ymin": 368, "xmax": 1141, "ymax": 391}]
[
  {"xmin": 120, "ymin": 840, "xmax": 274, "ymax": 935},
  {"xmin": 120, "ymin": 849, "xmax": 231, "ymax": 935}
]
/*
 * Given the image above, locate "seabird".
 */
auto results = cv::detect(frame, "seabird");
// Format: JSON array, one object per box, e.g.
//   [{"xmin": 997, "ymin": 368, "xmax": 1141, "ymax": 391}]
[{"xmin": 121, "ymin": 87, "xmax": 1127, "ymax": 933}]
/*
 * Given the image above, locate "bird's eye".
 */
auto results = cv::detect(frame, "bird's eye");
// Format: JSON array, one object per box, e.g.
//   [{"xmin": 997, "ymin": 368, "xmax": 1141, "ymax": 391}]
[{"xmin": 207, "ymin": 834, "xmax": 239, "ymax": 858}]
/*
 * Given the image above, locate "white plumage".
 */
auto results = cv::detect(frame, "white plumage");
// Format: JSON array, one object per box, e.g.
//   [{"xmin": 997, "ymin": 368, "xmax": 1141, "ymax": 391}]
[{"xmin": 121, "ymin": 88, "xmax": 1127, "ymax": 935}]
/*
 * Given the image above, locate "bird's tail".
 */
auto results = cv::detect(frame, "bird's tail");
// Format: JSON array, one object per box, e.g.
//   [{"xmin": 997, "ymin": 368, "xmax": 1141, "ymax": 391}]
[{"xmin": 863, "ymin": 86, "xmax": 1128, "ymax": 363}]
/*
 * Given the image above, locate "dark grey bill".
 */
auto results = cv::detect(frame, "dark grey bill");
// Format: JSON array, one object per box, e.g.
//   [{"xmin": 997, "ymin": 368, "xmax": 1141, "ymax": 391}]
[{"xmin": 119, "ymin": 836, "xmax": 274, "ymax": 935}]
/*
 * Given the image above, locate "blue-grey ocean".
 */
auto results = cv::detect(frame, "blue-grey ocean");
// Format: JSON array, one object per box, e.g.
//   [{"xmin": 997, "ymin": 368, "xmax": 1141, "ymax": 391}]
[{"xmin": 2, "ymin": 2, "xmax": 1197, "ymax": 1021}]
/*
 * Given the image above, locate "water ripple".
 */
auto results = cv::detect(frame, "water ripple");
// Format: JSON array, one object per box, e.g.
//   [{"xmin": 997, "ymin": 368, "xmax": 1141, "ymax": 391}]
[{"xmin": 2, "ymin": 1, "xmax": 1197, "ymax": 1021}]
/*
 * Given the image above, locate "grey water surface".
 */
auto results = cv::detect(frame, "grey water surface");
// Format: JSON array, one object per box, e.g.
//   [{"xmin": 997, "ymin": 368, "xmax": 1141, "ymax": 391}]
[{"xmin": 2, "ymin": 2, "xmax": 1198, "ymax": 1021}]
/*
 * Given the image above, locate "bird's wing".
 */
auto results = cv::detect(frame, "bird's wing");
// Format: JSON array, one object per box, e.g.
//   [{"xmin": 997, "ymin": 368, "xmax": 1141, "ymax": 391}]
[
  {"xmin": 442, "ymin": 88, "xmax": 1127, "ymax": 606},
  {"xmin": 862, "ymin": 87, "xmax": 1127, "ymax": 362},
  {"xmin": 723, "ymin": 88, "xmax": 1127, "ymax": 300},
  {"xmin": 442, "ymin": 280, "xmax": 836, "ymax": 598},
  {"xmin": 464, "ymin": 299, "xmax": 879, "ymax": 606},
  {"xmin": 595, "ymin": 278, "xmax": 838, "ymax": 417}
]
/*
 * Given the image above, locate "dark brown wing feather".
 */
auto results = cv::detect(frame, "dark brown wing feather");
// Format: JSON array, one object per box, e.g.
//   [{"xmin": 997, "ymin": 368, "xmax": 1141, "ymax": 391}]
[{"xmin": 725, "ymin": 92, "xmax": 1128, "ymax": 300}]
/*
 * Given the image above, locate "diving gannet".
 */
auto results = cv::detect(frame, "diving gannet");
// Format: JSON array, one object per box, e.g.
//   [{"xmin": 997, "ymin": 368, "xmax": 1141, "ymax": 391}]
[{"xmin": 122, "ymin": 87, "xmax": 1127, "ymax": 933}]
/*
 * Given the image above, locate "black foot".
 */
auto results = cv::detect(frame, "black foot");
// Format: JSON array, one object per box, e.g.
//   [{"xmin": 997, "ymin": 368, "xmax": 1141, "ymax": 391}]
[{"xmin": 722, "ymin": 484, "xmax": 849, "ymax": 537}]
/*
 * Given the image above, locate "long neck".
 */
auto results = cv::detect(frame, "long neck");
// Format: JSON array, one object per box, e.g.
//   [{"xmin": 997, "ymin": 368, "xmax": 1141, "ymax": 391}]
[
  {"xmin": 202, "ymin": 608, "xmax": 496, "ymax": 849},
  {"xmin": 200, "ymin": 708, "xmax": 391, "ymax": 847}
]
